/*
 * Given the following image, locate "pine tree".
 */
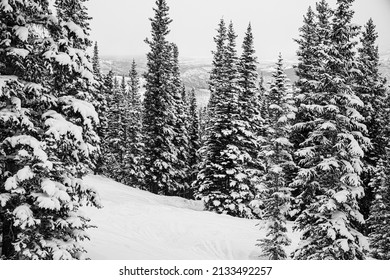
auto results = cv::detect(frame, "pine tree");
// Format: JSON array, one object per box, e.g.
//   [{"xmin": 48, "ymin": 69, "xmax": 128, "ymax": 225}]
[
  {"xmin": 355, "ymin": 19, "xmax": 388, "ymax": 220},
  {"xmin": 123, "ymin": 60, "xmax": 143, "ymax": 187},
  {"xmin": 290, "ymin": 0, "xmax": 334, "ymax": 219},
  {"xmin": 238, "ymin": 23, "xmax": 264, "ymax": 211},
  {"xmin": 195, "ymin": 21, "xmax": 256, "ymax": 218},
  {"xmin": 367, "ymin": 155, "xmax": 390, "ymax": 259},
  {"xmin": 169, "ymin": 43, "xmax": 190, "ymax": 197},
  {"xmin": 0, "ymin": 0, "xmax": 101, "ymax": 259},
  {"xmin": 92, "ymin": 41, "xmax": 101, "ymax": 79},
  {"xmin": 207, "ymin": 18, "xmax": 227, "ymax": 120},
  {"xmin": 257, "ymin": 54, "xmax": 295, "ymax": 260},
  {"xmin": 292, "ymin": 1, "xmax": 332, "ymax": 147},
  {"xmin": 114, "ymin": 75, "xmax": 128, "ymax": 182},
  {"xmin": 91, "ymin": 41, "xmax": 108, "ymax": 175},
  {"xmin": 105, "ymin": 74, "xmax": 125, "ymax": 181},
  {"xmin": 100, "ymin": 70, "xmax": 115, "ymax": 176},
  {"xmin": 188, "ymin": 88, "xmax": 200, "ymax": 186},
  {"xmin": 292, "ymin": 0, "xmax": 369, "ymax": 259},
  {"xmin": 142, "ymin": 0, "xmax": 180, "ymax": 195},
  {"xmin": 55, "ymin": 0, "xmax": 92, "ymax": 49},
  {"xmin": 198, "ymin": 106, "xmax": 208, "ymax": 148}
]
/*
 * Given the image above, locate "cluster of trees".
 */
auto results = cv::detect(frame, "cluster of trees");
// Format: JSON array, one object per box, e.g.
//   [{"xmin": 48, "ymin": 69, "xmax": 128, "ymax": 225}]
[{"xmin": 1, "ymin": 0, "xmax": 389, "ymax": 260}]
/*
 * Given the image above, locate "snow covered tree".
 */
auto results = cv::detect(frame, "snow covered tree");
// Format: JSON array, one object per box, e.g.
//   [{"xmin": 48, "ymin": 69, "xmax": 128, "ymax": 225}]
[
  {"xmin": 0, "ymin": 0, "xmax": 101, "ymax": 260},
  {"xmin": 105, "ymin": 74, "xmax": 127, "ymax": 181},
  {"xmin": 92, "ymin": 41, "xmax": 101, "ymax": 78},
  {"xmin": 91, "ymin": 41, "xmax": 107, "ymax": 175},
  {"xmin": 238, "ymin": 23, "xmax": 264, "ymax": 208},
  {"xmin": 257, "ymin": 54, "xmax": 296, "ymax": 260},
  {"xmin": 142, "ymin": 0, "xmax": 181, "ymax": 195},
  {"xmin": 292, "ymin": 0, "xmax": 369, "ymax": 260},
  {"xmin": 292, "ymin": 1, "xmax": 332, "ymax": 148},
  {"xmin": 169, "ymin": 43, "xmax": 190, "ymax": 197},
  {"xmin": 123, "ymin": 60, "xmax": 143, "ymax": 187},
  {"xmin": 367, "ymin": 155, "xmax": 390, "ymax": 259},
  {"xmin": 55, "ymin": 0, "xmax": 92, "ymax": 49},
  {"xmin": 98, "ymin": 69, "xmax": 115, "ymax": 176},
  {"xmin": 198, "ymin": 106, "xmax": 208, "ymax": 148},
  {"xmin": 195, "ymin": 21, "xmax": 256, "ymax": 218},
  {"xmin": 355, "ymin": 18, "xmax": 389, "ymax": 219},
  {"xmin": 207, "ymin": 18, "xmax": 227, "ymax": 121},
  {"xmin": 187, "ymin": 88, "xmax": 200, "ymax": 186}
]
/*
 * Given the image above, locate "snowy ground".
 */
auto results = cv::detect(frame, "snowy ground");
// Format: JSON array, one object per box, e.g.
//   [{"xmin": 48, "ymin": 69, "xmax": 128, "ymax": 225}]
[{"xmin": 82, "ymin": 175, "xmax": 300, "ymax": 260}]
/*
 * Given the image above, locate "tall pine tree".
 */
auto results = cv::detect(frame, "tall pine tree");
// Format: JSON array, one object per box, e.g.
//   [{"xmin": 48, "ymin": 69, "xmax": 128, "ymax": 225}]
[
  {"xmin": 123, "ymin": 60, "xmax": 143, "ymax": 187},
  {"xmin": 367, "ymin": 155, "xmax": 390, "ymax": 259},
  {"xmin": 142, "ymin": 0, "xmax": 181, "ymax": 195},
  {"xmin": 292, "ymin": 0, "xmax": 369, "ymax": 259},
  {"xmin": 195, "ymin": 21, "xmax": 257, "ymax": 218},
  {"xmin": 257, "ymin": 54, "xmax": 295, "ymax": 260},
  {"xmin": 355, "ymin": 18, "xmax": 389, "ymax": 220}
]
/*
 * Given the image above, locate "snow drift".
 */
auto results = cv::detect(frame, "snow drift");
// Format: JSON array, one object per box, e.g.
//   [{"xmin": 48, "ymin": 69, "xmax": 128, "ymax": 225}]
[{"xmin": 82, "ymin": 175, "xmax": 299, "ymax": 259}]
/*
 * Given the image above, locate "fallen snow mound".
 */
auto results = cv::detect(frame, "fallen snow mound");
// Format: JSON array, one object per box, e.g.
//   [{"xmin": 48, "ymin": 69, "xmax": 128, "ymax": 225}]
[{"xmin": 82, "ymin": 175, "xmax": 299, "ymax": 260}]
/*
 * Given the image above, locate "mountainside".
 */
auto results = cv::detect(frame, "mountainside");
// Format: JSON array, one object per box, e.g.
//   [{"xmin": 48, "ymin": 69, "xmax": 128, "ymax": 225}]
[
  {"xmin": 379, "ymin": 50, "xmax": 390, "ymax": 81},
  {"xmin": 100, "ymin": 55, "xmax": 298, "ymax": 107},
  {"xmin": 101, "ymin": 53, "xmax": 390, "ymax": 108}
]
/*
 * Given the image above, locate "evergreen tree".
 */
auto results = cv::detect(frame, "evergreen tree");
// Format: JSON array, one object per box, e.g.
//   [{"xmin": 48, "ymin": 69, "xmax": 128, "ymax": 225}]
[
  {"xmin": 207, "ymin": 18, "xmax": 227, "ymax": 120},
  {"xmin": 169, "ymin": 43, "xmax": 190, "ymax": 197},
  {"xmin": 142, "ymin": 0, "xmax": 181, "ymax": 195},
  {"xmin": 100, "ymin": 70, "xmax": 115, "ymax": 176},
  {"xmin": 257, "ymin": 54, "xmax": 295, "ymax": 260},
  {"xmin": 367, "ymin": 155, "xmax": 390, "ymax": 259},
  {"xmin": 292, "ymin": 1, "xmax": 332, "ymax": 147},
  {"xmin": 123, "ymin": 60, "xmax": 143, "ymax": 187},
  {"xmin": 55, "ymin": 0, "xmax": 92, "ymax": 49},
  {"xmin": 198, "ymin": 106, "xmax": 208, "ymax": 149},
  {"xmin": 290, "ymin": 0, "xmax": 333, "ymax": 219},
  {"xmin": 91, "ymin": 41, "xmax": 107, "ymax": 175},
  {"xmin": 292, "ymin": 0, "xmax": 369, "ymax": 259},
  {"xmin": 105, "ymin": 74, "xmax": 125, "ymax": 181},
  {"xmin": 195, "ymin": 21, "xmax": 256, "ymax": 218},
  {"xmin": 238, "ymin": 23, "xmax": 264, "ymax": 210},
  {"xmin": 355, "ymin": 18, "xmax": 388, "ymax": 220},
  {"xmin": 92, "ymin": 41, "xmax": 101, "ymax": 78},
  {"xmin": 0, "ymin": 0, "xmax": 101, "ymax": 259},
  {"xmin": 188, "ymin": 88, "xmax": 200, "ymax": 176}
]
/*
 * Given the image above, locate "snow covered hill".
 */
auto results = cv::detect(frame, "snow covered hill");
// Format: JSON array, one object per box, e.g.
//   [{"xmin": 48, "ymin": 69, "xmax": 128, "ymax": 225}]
[{"xmin": 81, "ymin": 175, "xmax": 300, "ymax": 260}]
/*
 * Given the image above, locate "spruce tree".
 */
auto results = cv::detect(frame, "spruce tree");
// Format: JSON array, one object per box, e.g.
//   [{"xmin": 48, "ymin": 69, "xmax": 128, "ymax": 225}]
[
  {"xmin": 142, "ymin": 0, "xmax": 180, "ymax": 195},
  {"xmin": 355, "ymin": 19, "xmax": 388, "ymax": 219},
  {"xmin": 169, "ymin": 43, "xmax": 190, "ymax": 197},
  {"xmin": 292, "ymin": 0, "xmax": 369, "ymax": 259},
  {"xmin": 195, "ymin": 21, "xmax": 256, "ymax": 218},
  {"xmin": 367, "ymin": 155, "xmax": 390, "ymax": 259},
  {"xmin": 238, "ymin": 23, "xmax": 264, "ymax": 210},
  {"xmin": 290, "ymin": 0, "xmax": 333, "ymax": 218},
  {"xmin": 105, "ymin": 74, "xmax": 124, "ymax": 181},
  {"xmin": 257, "ymin": 54, "xmax": 295, "ymax": 260},
  {"xmin": 92, "ymin": 41, "xmax": 101, "ymax": 79},
  {"xmin": 100, "ymin": 70, "xmax": 115, "ymax": 176},
  {"xmin": 123, "ymin": 60, "xmax": 143, "ymax": 187},
  {"xmin": 188, "ymin": 88, "xmax": 200, "ymax": 186},
  {"xmin": 0, "ymin": 0, "xmax": 101, "ymax": 259},
  {"xmin": 91, "ymin": 41, "xmax": 107, "ymax": 175},
  {"xmin": 207, "ymin": 18, "xmax": 227, "ymax": 121}
]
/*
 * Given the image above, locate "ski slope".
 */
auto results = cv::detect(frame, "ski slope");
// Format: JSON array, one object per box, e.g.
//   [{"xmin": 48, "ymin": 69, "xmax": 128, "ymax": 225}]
[{"xmin": 82, "ymin": 175, "xmax": 300, "ymax": 260}]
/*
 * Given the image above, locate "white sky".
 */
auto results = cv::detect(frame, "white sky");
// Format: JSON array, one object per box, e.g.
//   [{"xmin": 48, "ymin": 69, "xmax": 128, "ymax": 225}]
[{"xmin": 87, "ymin": 0, "xmax": 390, "ymax": 61}]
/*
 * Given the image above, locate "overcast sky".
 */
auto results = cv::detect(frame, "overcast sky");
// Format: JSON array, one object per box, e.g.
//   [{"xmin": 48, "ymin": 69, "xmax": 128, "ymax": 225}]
[{"xmin": 87, "ymin": 0, "xmax": 390, "ymax": 61}]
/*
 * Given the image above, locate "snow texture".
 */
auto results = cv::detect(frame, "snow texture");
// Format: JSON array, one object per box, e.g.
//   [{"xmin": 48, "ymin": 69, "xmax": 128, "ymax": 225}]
[{"xmin": 82, "ymin": 175, "xmax": 300, "ymax": 260}]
